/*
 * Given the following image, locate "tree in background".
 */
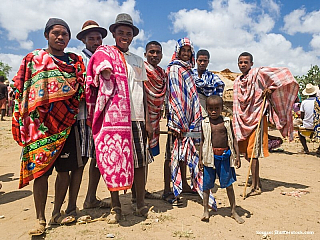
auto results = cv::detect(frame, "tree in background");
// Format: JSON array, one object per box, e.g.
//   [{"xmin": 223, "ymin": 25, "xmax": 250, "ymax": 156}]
[
  {"xmin": 295, "ymin": 65, "xmax": 320, "ymax": 100},
  {"xmin": 0, "ymin": 60, "xmax": 12, "ymax": 80}
]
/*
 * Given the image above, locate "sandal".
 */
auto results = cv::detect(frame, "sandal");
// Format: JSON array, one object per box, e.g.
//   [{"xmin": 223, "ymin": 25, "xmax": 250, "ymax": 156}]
[
  {"xmin": 134, "ymin": 206, "xmax": 156, "ymax": 219},
  {"xmin": 162, "ymin": 192, "xmax": 183, "ymax": 206},
  {"xmin": 49, "ymin": 212, "xmax": 75, "ymax": 225},
  {"xmin": 83, "ymin": 200, "xmax": 111, "ymax": 209},
  {"xmin": 106, "ymin": 207, "xmax": 121, "ymax": 224},
  {"xmin": 28, "ymin": 219, "xmax": 46, "ymax": 236},
  {"xmin": 145, "ymin": 191, "xmax": 161, "ymax": 199}
]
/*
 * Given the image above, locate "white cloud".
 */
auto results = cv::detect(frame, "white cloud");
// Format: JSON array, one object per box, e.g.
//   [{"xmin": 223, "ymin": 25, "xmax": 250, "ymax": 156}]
[
  {"xmin": 0, "ymin": 0, "xmax": 144, "ymax": 50},
  {"xmin": 283, "ymin": 8, "xmax": 320, "ymax": 35},
  {"xmin": 0, "ymin": 53, "xmax": 24, "ymax": 81}
]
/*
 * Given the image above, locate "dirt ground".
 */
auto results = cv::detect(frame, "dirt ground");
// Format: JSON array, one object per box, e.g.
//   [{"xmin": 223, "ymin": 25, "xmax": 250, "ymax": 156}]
[{"xmin": 0, "ymin": 115, "xmax": 319, "ymax": 240}]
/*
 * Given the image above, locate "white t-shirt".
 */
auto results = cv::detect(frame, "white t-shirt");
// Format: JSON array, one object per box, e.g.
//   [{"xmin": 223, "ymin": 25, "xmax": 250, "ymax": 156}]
[
  {"xmin": 124, "ymin": 51, "xmax": 147, "ymax": 121},
  {"xmin": 300, "ymin": 96, "xmax": 316, "ymax": 129},
  {"xmin": 77, "ymin": 49, "xmax": 92, "ymax": 120}
]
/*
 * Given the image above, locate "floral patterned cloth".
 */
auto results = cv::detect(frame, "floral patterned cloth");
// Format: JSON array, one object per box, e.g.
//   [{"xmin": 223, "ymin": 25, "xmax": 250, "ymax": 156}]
[
  {"xmin": 313, "ymin": 96, "xmax": 320, "ymax": 140},
  {"xmin": 12, "ymin": 49, "xmax": 85, "ymax": 188},
  {"xmin": 86, "ymin": 45, "xmax": 133, "ymax": 191}
]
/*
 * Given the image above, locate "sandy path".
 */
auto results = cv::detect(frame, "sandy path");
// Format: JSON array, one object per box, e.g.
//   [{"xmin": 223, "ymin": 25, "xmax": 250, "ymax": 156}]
[{"xmin": 0, "ymin": 116, "xmax": 319, "ymax": 240}]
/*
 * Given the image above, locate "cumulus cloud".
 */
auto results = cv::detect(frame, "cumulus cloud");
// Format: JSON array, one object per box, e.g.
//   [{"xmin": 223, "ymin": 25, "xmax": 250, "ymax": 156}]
[
  {"xmin": 283, "ymin": 8, "xmax": 320, "ymax": 35},
  {"xmin": 0, "ymin": 53, "xmax": 24, "ymax": 80},
  {"xmin": 0, "ymin": 0, "xmax": 144, "ymax": 50}
]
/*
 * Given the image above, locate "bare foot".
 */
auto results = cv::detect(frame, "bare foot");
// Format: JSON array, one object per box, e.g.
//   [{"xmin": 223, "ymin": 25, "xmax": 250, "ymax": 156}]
[
  {"xmin": 201, "ymin": 211, "xmax": 210, "ymax": 222},
  {"xmin": 231, "ymin": 212, "xmax": 245, "ymax": 224}
]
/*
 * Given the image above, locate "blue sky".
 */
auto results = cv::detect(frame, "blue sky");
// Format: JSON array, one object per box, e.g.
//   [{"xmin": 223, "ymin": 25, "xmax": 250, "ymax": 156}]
[{"xmin": 0, "ymin": 0, "xmax": 319, "ymax": 80}]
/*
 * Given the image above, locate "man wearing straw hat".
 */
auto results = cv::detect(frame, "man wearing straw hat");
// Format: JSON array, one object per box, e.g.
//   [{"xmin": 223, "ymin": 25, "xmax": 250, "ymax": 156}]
[
  {"xmin": 298, "ymin": 83, "xmax": 318, "ymax": 154},
  {"xmin": 233, "ymin": 52, "xmax": 298, "ymax": 198},
  {"xmin": 76, "ymin": 20, "xmax": 111, "ymax": 210}
]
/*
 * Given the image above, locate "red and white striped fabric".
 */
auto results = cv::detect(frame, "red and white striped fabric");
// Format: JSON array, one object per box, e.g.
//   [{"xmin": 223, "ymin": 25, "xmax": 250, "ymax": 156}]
[{"xmin": 233, "ymin": 67, "xmax": 299, "ymax": 142}]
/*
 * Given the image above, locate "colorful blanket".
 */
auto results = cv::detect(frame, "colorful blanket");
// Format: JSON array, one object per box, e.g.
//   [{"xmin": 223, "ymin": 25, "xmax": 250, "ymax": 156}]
[
  {"xmin": 86, "ymin": 45, "xmax": 133, "ymax": 191},
  {"xmin": 314, "ymin": 96, "xmax": 320, "ymax": 140},
  {"xmin": 12, "ymin": 49, "xmax": 85, "ymax": 188},
  {"xmin": 233, "ymin": 67, "xmax": 299, "ymax": 142},
  {"xmin": 167, "ymin": 38, "xmax": 217, "ymax": 210},
  {"xmin": 144, "ymin": 61, "xmax": 166, "ymax": 152}
]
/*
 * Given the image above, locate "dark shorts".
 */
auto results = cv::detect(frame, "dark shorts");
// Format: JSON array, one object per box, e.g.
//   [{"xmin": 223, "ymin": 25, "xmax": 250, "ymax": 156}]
[
  {"xmin": 77, "ymin": 119, "xmax": 95, "ymax": 159},
  {"xmin": 132, "ymin": 121, "xmax": 153, "ymax": 168},
  {"xmin": 203, "ymin": 149, "xmax": 236, "ymax": 190},
  {"xmin": 44, "ymin": 124, "xmax": 87, "ymax": 176}
]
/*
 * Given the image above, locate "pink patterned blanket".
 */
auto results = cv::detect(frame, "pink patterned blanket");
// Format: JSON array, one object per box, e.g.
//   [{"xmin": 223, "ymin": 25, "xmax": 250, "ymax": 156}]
[
  {"xmin": 86, "ymin": 45, "xmax": 133, "ymax": 191},
  {"xmin": 233, "ymin": 67, "xmax": 299, "ymax": 141}
]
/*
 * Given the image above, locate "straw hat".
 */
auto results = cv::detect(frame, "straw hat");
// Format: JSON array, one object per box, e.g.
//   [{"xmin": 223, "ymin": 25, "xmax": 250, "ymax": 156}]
[
  {"xmin": 76, "ymin": 20, "xmax": 107, "ymax": 40},
  {"xmin": 302, "ymin": 83, "xmax": 319, "ymax": 96},
  {"xmin": 4, "ymin": 80, "xmax": 9, "ymax": 86},
  {"xmin": 109, "ymin": 13, "xmax": 139, "ymax": 37}
]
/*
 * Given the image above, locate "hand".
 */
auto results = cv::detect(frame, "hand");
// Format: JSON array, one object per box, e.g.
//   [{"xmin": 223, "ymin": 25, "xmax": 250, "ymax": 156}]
[
  {"xmin": 235, "ymin": 157, "xmax": 241, "ymax": 169},
  {"xmin": 262, "ymin": 88, "xmax": 272, "ymax": 98},
  {"xmin": 145, "ymin": 121, "xmax": 154, "ymax": 140},
  {"xmin": 101, "ymin": 69, "xmax": 111, "ymax": 79},
  {"xmin": 199, "ymin": 160, "xmax": 204, "ymax": 172},
  {"xmin": 172, "ymin": 130, "xmax": 183, "ymax": 139}
]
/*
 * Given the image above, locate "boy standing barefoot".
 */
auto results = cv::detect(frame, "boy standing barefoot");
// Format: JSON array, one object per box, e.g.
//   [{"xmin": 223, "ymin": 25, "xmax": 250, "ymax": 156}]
[{"xmin": 199, "ymin": 95, "xmax": 244, "ymax": 224}]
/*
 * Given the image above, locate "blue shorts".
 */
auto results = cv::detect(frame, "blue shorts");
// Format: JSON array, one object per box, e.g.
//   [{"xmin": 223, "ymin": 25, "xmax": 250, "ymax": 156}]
[{"xmin": 203, "ymin": 149, "xmax": 236, "ymax": 190}]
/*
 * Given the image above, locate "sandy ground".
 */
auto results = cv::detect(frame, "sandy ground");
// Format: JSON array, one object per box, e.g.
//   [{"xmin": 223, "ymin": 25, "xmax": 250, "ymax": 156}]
[{"xmin": 0, "ymin": 115, "xmax": 319, "ymax": 240}]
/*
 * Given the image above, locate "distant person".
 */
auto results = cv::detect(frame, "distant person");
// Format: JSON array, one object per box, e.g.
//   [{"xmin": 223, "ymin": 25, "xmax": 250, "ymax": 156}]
[
  {"xmin": 313, "ymin": 85, "xmax": 320, "ymax": 155},
  {"xmin": 76, "ymin": 20, "xmax": 111, "ymax": 209},
  {"xmin": 233, "ymin": 52, "xmax": 298, "ymax": 197},
  {"xmin": 0, "ymin": 75, "xmax": 8, "ymax": 121},
  {"xmin": 12, "ymin": 18, "xmax": 85, "ymax": 236},
  {"xmin": 166, "ymin": 38, "xmax": 216, "ymax": 209},
  {"xmin": 199, "ymin": 95, "xmax": 244, "ymax": 223},
  {"xmin": 298, "ymin": 84, "xmax": 318, "ymax": 154},
  {"xmin": 193, "ymin": 49, "xmax": 224, "ymax": 117}
]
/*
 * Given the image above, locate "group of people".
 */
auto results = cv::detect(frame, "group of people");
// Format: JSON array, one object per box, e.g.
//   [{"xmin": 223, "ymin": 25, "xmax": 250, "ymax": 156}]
[{"xmin": 11, "ymin": 13, "xmax": 299, "ymax": 237}]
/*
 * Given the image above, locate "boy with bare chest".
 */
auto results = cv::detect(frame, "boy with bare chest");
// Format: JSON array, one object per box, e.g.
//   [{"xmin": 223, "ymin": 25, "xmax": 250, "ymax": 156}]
[{"xmin": 199, "ymin": 95, "xmax": 244, "ymax": 223}]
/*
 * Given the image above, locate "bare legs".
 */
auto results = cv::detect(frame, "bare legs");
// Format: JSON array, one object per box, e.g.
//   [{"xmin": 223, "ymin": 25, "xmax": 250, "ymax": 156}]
[
  {"xmin": 247, "ymin": 158, "xmax": 262, "ymax": 195},
  {"xmin": 33, "ymin": 175, "xmax": 49, "ymax": 223},
  {"xmin": 298, "ymin": 132, "xmax": 309, "ymax": 153},
  {"xmin": 201, "ymin": 185, "xmax": 244, "ymax": 224},
  {"xmin": 66, "ymin": 166, "xmax": 84, "ymax": 214},
  {"xmin": 227, "ymin": 185, "xmax": 244, "ymax": 224},
  {"xmin": 84, "ymin": 158, "xmax": 101, "ymax": 206}
]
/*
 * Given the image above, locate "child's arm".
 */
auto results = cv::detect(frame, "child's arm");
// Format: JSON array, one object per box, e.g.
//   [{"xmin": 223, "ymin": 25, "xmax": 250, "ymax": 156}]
[
  {"xmin": 199, "ymin": 125, "xmax": 204, "ymax": 172},
  {"xmin": 231, "ymin": 123, "xmax": 241, "ymax": 169}
]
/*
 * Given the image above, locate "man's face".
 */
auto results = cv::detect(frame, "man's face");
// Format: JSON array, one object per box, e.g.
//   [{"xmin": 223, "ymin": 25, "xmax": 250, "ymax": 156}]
[
  {"xmin": 206, "ymin": 99, "xmax": 222, "ymax": 120},
  {"xmin": 178, "ymin": 45, "xmax": 192, "ymax": 62},
  {"xmin": 45, "ymin": 25, "xmax": 69, "ymax": 53},
  {"xmin": 238, "ymin": 56, "xmax": 253, "ymax": 75},
  {"xmin": 83, "ymin": 31, "xmax": 103, "ymax": 53},
  {"xmin": 112, "ymin": 25, "xmax": 133, "ymax": 52},
  {"xmin": 196, "ymin": 55, "xmax": 209, "ymax": 72},
  {"xmin": 145, "ymin": 44, "xmax": 162, "ymax": 67}
]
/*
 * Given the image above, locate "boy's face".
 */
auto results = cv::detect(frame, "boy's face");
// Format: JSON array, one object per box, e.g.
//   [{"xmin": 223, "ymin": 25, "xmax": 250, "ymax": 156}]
[
  {"xmin": 178, "ymin": 45, "xmax": 192, "ymax": 62},
  {"xmin": 45, "ymin": 25, "xmax": 70, "ymax": 53},
  {"xmin": 196, "ymin": 55, "xmax": 209, "ymax": 72},
  {"xmin": 112, "ymin": 25, "xmax": 133, "ymax": 52},
  {"xmin": 238, "ymin": 56, "xmax": 253, "ymax": 75},
  {"xmin": 206, "ymin": 99, "xmax": 222, "ymax": 120}
]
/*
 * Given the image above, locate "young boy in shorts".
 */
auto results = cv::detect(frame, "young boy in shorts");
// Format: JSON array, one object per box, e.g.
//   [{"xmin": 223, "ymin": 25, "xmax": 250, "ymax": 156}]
[{"xmin": 199, "ymin": 95, "xmax": 244, "ymax": 223}]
